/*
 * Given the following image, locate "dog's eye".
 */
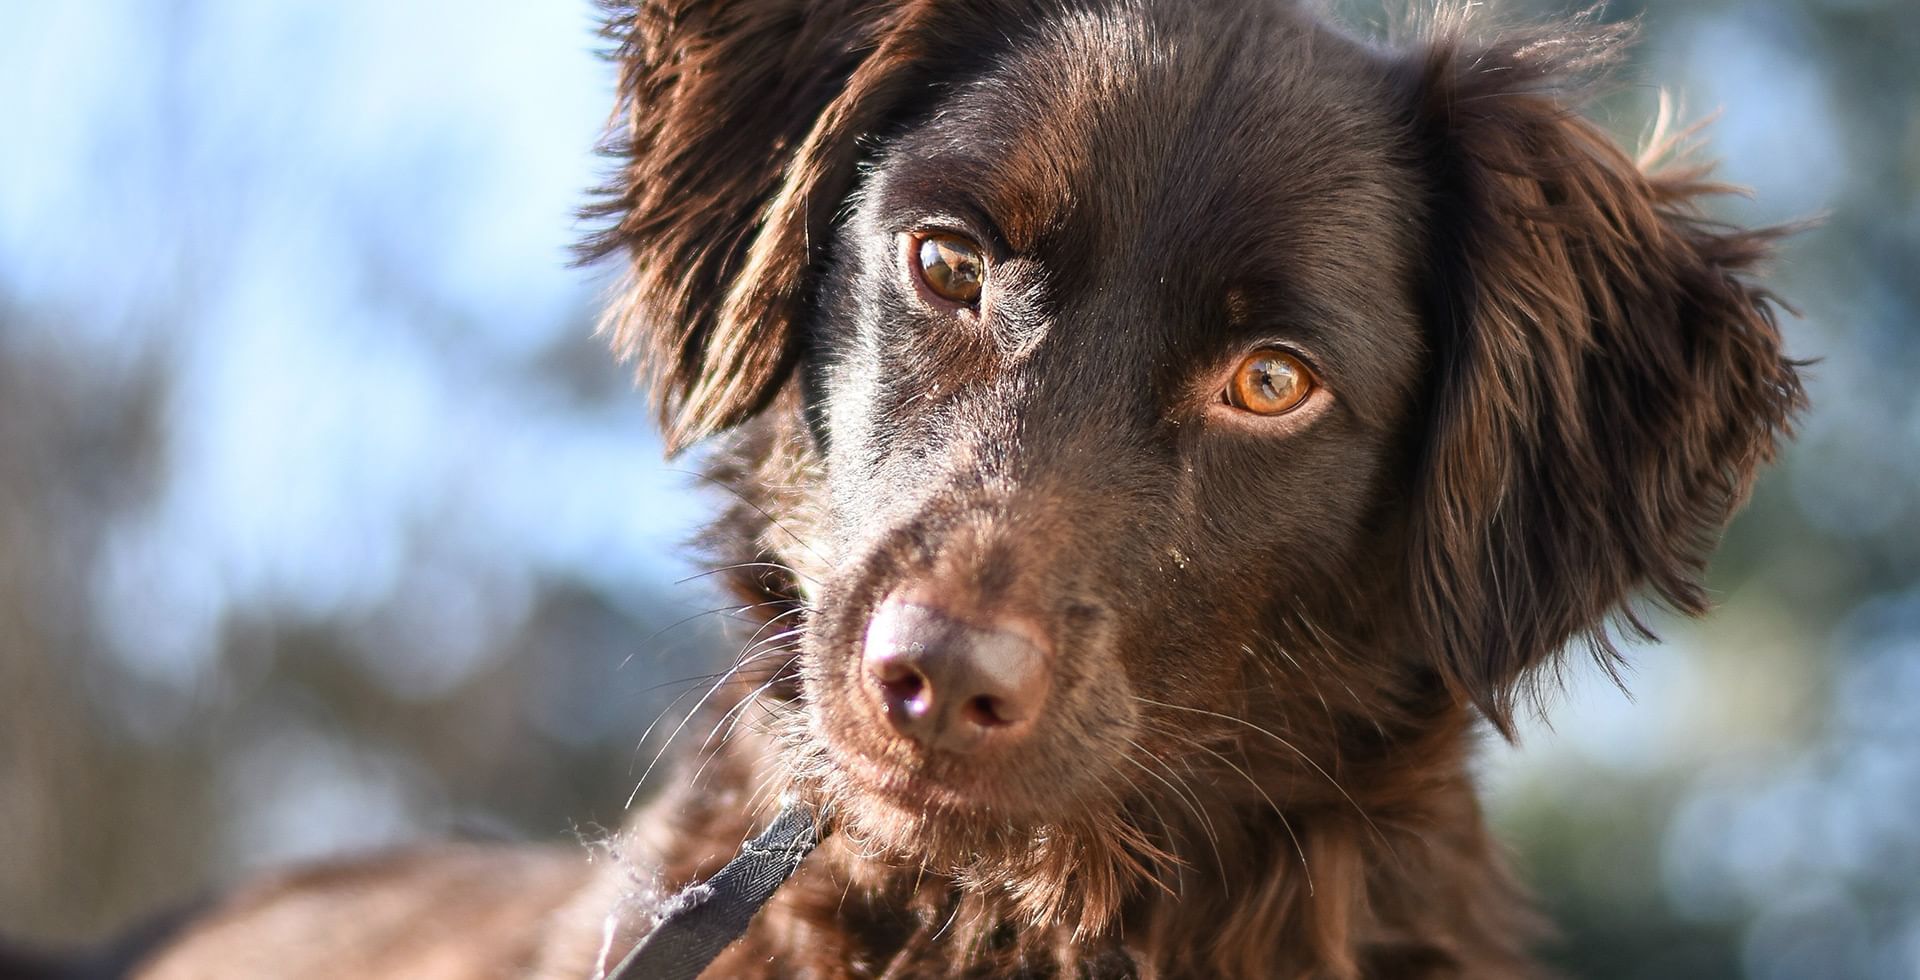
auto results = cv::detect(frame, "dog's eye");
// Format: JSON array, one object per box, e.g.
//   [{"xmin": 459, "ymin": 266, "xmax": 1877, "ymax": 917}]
[
  {"xmin": 910, "ymin": 233, "xmax": 986, "ymax": 307},
  {"xmin": 1225, "ymin": 350, "xmax": 1314, "ymax": 416}
]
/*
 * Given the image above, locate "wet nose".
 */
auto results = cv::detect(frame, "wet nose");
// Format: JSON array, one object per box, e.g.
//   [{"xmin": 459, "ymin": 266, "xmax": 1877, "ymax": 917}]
[{"xmin": 861, "ymin": 594, "xmax": 1050, "ymax": 753}]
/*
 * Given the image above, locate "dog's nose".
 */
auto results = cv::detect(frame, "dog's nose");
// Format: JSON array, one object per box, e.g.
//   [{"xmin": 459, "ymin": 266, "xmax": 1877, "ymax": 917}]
[{"xmin": 861, "ymin": 595, "xmax": 1049, "ymax": 752}]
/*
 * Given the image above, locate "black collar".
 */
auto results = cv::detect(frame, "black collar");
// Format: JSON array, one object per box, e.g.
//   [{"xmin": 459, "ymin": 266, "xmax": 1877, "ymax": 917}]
[{"xmin": 605, "ymin": 801, "xmax": 821, "ymax": 980}]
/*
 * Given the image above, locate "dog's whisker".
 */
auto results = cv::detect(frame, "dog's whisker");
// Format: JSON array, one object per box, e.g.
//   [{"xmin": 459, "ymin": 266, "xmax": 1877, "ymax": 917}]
[
  {"xmin": 1124, "ymin": 734, "xmax": 1222, "ymax": 851},
  {"xmin": 629, "ymin": 647, "xmax": 794, "ymax": 699},
  {"xmin": 1289, "ymin": 616, "xmax": 1387, "ymax": 743},
  {"xmin": 624, "ymin": 596, "xmax": 804, "ymax": 673},
  {"xmin": 618, "ymin": 599, "xmax": 812, "ymax": 751},
  {"xmin": 1131, "ymin": 695, "xmax": 1392, "ymax": 858},
  {"xmin": 1254, "ymin": 641, "xmax": 1338, "ymax": 736},
  {"xmin": 1165, "ymin": 731, "xmax": 1315, "ymax": 897},
  {"xmin": 675, "ymin": 561, "xmax": 822, "ymax": 587},
  {"xmin": 1119, "ymin": 746, "xmax": 1224, "ymax": 892},
  {"xmin": 732, "ymin": 625, "xmax": 808, "ymax": 666},
  {"xmin": 626, "ymin": 641, "xmax": 792, "ymax": 808},
  {"xmin": 1097, "ymin": 760, "xmax": 1184, "ymax": 900},
  {"xmin": 736, "ymin": 753, "xmax": 789, "ymax": 826},
  {"xmin": 724, "ymin": 603, "xmax": 812, "ymax": 666},
  {"xmin": 698, "ymin": 664, "xmax": 792, "ymax": 753},
  {"xmin": 667, "ymin": 466, "xmax": 839, "ymax": 572},
  {"xmin": 621, "ymin": 662, "xmax": 756, "ymax": 785},
  {"xmin": 689, "ymin": 655, "xmax": 802, "ymax": 786},
  {"xmin": 926, "ymin": 898, "xmax": 964, "ymax": 949}
]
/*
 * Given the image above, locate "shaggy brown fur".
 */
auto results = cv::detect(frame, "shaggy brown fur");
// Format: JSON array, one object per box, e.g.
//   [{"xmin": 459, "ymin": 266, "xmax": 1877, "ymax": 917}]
[{"xmin": 128, "ymin": 2, "xmax": 1803, "ymax": 978}]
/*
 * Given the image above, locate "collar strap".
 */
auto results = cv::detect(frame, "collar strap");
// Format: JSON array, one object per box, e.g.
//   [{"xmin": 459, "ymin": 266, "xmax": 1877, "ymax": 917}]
[{"xmin": 606, "ymin": 801, "xmax": 821, "ymax": 980}]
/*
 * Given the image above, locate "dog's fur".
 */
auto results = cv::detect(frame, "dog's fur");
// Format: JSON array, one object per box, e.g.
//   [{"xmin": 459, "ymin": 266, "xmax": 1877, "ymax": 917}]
[{"xmin": 126, "ymin": 1, "xmax": 1803, "ymax": 977}]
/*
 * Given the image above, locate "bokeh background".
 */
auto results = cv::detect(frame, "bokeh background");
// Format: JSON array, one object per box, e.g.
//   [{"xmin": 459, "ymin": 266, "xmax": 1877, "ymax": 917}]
[{"xmin": 1, "ymin": 1, "xmax": 1914, "ymax": 976}]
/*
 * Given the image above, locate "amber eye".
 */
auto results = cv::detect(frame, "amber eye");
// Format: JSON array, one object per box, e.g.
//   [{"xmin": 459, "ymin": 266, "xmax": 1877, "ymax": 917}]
[
  {"xmin": 910, "ymin": 232, "xmax": 986, "ymax": 306},
  {"xmin": 1225, "ymin": 350, "xmax": 1314, "ymax": 416}
]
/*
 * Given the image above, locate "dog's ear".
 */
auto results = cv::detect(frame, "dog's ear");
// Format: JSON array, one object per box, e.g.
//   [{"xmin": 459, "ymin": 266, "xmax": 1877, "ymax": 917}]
[
  {"xmin": 582, "ymin": 1, "xmax": 1007, "ymax": 452},
  {"xmin": 1401, "ymin": 16, "xmax": 1806, "ymax": 736}
]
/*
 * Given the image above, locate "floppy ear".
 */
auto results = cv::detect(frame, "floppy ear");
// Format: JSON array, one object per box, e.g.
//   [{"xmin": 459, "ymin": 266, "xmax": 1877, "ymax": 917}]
[
  {"xmin": 1402, "ymin": 16, "xmax": 1806, "ymax": 736},
  {"xmin": 582, "ymin": 0, "xmax": 1015, "ymax": 452}
]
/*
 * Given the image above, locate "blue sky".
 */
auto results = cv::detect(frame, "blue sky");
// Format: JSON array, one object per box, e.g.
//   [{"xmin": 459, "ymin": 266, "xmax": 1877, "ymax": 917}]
[{"xmin": 1, "ymin": 2, "xmax": 710, "ymax": 696}]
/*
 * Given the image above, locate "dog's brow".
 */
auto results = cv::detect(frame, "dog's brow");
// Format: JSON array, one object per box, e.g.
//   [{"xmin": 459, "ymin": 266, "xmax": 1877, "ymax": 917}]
[{"xmin": 882, "ymin": 151, "xmax": 1071, "ymax": 257}]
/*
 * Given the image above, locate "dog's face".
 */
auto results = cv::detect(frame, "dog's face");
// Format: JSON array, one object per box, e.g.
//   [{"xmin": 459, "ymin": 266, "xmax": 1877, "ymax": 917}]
[
  {"xmin": 800, "ymin": 5, "xmax": 1425, "ymax": 868},
  {"xmin": 589, "ymin": 0, "xmax": 1802, "ymax": 932}
]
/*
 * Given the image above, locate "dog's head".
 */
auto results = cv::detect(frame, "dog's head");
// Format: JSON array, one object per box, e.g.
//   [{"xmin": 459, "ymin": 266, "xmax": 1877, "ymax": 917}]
[{"xmin": 588, "ymin": 0, "xmax": 1802, "ymax": 934}]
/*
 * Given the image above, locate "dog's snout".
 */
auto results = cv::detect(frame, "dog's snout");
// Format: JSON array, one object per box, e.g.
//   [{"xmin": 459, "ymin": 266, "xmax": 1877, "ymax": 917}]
[{"xmin": 862, "ymin": 595, "xmax": 1050, "ymax": 752}]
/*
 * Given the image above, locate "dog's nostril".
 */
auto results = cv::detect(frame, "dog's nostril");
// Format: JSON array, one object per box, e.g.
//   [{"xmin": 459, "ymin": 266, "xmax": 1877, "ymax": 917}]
[
  {"xmin": 962, "ymin": 694, "xmax": 1012, "ymax": 728},
  {"xmin": 872, "ymin": 657, "xmax": 916, "ymax": 687},
  {"xmin": 876, "ymin": 665, "xmax": 930, "ymax": 716}
]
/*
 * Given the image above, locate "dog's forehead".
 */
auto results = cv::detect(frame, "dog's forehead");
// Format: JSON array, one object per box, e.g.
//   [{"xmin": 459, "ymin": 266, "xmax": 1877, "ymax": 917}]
[
  {"xmin": 935, "ymin": 7, "xmax": 1403, "ymax": 235},
  {"xmin": 879, "ymin": 0, "xmax": 1424, "ymax": 423}
]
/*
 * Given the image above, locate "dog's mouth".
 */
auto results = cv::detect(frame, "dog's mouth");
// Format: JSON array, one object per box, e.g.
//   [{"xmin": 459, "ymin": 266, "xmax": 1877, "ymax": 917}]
[{"xmin": 817, "ymin": 724, "xmax": 1059, "ymax": 820}]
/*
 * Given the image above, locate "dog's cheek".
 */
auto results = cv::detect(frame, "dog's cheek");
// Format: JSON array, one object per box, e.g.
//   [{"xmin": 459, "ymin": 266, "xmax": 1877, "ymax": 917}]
[
  {"xmin": 791, "ymin": 585, "xmax": 875, "ymax": 754},
  {"xmin": 1179, "ymin": 424, "xmax": 1399, "ymax": 600},
  {"xmin": 1039, "ymin": 602, "xmax": 1133, "ymax": 719}
]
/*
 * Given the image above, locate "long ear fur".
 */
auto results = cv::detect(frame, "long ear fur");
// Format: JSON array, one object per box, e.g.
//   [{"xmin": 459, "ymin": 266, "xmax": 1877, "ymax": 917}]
[
  {"xmin": 582, "ymin": 0, "xmax": 1022, "ymax": 451},
  {"xmin": 1403, "ymin": 12, "xmax": 1807, "ymax": 736}
]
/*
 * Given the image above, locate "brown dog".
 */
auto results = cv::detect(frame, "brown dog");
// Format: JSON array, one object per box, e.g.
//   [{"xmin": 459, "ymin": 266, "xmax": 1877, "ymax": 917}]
[{"xmin": 130, "ymin": 1, "xmax": 1802, "ymax": 977}]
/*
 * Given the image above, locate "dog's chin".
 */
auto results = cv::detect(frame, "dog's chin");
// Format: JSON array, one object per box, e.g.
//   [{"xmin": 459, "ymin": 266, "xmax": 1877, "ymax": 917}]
[
  {"xmin": 835, "ymin": 777, "xmax": 1036, "ymax": 862},
  {"xmin": 790, "ymin": 737, "xmax": 1164, "ymax": 936},
  {"xmin": 817, "ymin": 741, "xmax": 1058, "ymax": 844}
]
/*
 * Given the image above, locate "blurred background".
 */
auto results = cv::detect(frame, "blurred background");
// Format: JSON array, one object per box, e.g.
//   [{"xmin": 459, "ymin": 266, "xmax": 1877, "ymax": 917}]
[{"xmin": 0, "ymin": 1, "xmax": 1913, "ymax": 976}]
